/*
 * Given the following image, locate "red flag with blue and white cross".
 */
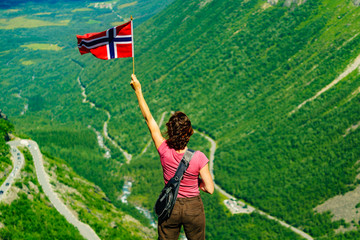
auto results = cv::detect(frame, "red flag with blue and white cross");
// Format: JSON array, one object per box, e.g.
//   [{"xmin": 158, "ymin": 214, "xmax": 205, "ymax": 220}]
[{"xmin": 76, "ymin": 20, "xmax": 133, "ymax": 60}]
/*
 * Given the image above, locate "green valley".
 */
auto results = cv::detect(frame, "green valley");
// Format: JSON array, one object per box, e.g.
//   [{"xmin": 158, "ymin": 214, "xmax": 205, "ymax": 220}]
[{"xmin": 1, "ymin": 0, "xmax": 360, "ymax": 239}]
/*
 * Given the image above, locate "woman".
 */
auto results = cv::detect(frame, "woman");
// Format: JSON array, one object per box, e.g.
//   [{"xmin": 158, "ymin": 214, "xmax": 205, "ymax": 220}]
[{"xmin": 130, "ymin": 74, "xmax": 214, "ymax": 240}]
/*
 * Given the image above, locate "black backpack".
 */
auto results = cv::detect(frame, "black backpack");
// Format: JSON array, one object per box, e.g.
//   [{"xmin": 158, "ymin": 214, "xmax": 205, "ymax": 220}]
[{"xmin": 154, "ymin": 149, "xmax": 195, "ymax": 221}]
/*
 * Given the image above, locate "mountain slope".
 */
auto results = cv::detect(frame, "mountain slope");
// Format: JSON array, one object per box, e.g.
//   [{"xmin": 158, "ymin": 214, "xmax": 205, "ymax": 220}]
[{"xmin": 78, "ymin": 0, "xmax": 360, "ymax": 238}]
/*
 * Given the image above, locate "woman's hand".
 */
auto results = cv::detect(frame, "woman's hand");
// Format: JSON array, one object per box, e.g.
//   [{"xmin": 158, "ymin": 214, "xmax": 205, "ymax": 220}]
[
  {"xmin": 130, "ymin": 74, "xmax": 141, "ymax": 92},
  {"xmin": 198, "ymin": 178, "xmax": 207, "ymax": 192}
]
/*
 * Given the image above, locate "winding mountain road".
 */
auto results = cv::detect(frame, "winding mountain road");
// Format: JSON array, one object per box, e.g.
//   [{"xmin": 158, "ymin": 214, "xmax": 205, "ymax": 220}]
[
  {"xmin": 196, "ymin": 131, "xmax": 313, "ymax": 240},
  {"xmin": 5, "ymin": 139, "xmax": 101, "ymax": 240},
  {"xmin": 0, "ymin": 142, "xmax": 25, "ymax": 201}
]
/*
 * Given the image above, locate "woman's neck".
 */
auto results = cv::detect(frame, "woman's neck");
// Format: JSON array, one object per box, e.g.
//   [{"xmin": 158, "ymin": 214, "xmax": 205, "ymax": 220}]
[{"xmin": 175, "ymin": 146, "xmax": 187, "ymax": 154}]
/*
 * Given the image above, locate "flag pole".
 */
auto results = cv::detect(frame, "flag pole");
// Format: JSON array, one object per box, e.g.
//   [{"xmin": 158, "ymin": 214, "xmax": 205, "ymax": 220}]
[{"xmin": 131, "ymin": 15, "xmax": 135, "ymax": 74}]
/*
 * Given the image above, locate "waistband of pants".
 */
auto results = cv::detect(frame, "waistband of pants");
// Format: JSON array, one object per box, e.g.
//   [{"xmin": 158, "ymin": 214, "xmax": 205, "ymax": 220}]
[{"xmin": 176, "ymin": 195, "xmax": 201, "ymax": 203}]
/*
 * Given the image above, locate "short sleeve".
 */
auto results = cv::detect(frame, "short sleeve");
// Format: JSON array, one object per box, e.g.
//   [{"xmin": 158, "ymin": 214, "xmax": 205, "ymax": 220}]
[
  {"xmin": 157, "ymin": 140, "xmax": 167, "ymax": 157},
  {"xmin": 196, "ymin": 151, "xmax": 209, "ymax": 172}
]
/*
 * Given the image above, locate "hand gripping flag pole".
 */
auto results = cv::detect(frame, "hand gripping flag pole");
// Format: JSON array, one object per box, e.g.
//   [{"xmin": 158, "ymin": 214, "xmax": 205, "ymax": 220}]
[{"xmin": 77, "ymin": 17, "xmax": 135, "ymax": 73}]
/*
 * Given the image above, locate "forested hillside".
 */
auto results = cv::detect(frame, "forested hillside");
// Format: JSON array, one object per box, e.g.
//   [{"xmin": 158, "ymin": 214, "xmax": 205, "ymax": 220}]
[
  {"xmin": 78, "ymin": 0, "xmax": 360, "ymax": 238},
  {"xmin": 1, "ymin": 0, "xmax": 360, "ymax": 239}
]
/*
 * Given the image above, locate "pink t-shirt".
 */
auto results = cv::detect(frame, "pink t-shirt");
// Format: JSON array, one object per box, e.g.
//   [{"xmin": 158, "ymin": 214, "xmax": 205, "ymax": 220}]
[{"xmin": 157, "ymin": 141, "xmax": 209, "ymax": 198}]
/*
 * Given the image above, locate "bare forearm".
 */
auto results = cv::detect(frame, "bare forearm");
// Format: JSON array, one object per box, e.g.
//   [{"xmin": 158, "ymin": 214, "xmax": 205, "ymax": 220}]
[
  {"xmin": 131, "ymin": 74, "xmax": 165, "ymax": 149},
  {"xmin": 135, "ymin": 90, "xmax": 153, "ymax": 123},
  {"xmin": 199, "ymin": 178, "xmax": 214, "ymax": 194}
]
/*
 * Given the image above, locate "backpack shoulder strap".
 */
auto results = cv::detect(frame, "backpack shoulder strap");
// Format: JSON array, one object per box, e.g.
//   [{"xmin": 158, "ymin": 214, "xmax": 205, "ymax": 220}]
[
  {"xmin": 182, "ymin": 148, "xmax": 195, "ymax": 167},
  {"xmin": 172, "ymin": 148, "xmax": 195, "ymax": 181}
]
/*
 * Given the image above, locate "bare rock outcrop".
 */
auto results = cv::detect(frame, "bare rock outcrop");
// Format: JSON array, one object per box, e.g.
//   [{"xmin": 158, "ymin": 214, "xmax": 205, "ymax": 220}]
[
  {"xmin": 0, "ymin": 109, "xmax": 7, "ymax": 120},
  {"xmin": 267, "ymin": 0, "xmax": 278, "ymax": 5},
  {"xmin": 267, "ymin": 0, "xmax": 307, "ymax": 7},
  {"xmin": 283, "ymin": 0, "xmax": 307, "ymax": 7}
]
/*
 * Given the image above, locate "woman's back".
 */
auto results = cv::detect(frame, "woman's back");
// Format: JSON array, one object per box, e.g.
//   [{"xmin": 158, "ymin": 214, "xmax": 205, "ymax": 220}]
[{"xmin": 158, "ymin": 141, "xmax": 209, "ymax": 198}]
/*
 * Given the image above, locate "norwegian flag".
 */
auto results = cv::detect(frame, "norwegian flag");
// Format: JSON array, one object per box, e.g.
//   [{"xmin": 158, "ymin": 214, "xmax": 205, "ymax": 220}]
[{"xmin": 77, "ymin": 21, "xmax": 133, "ymax": 60}]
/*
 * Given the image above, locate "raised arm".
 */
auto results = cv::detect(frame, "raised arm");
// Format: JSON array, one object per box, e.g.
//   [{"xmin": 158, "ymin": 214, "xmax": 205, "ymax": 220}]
[{"xmin": 130, "ymin": 74, "xmax": 165, "ymax": 149}]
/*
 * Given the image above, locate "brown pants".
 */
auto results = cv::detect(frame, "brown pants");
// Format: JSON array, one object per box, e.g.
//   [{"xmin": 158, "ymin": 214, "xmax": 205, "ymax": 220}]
[{"xmin": 158, "ymin": 195, "xmax": 205, "ymax": 240}]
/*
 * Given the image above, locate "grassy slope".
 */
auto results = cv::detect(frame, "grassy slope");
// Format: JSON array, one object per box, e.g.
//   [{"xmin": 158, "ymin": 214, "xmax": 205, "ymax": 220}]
[{"xmin": 79, "ymin": 0, "xmax": 360, "ymax": 238}]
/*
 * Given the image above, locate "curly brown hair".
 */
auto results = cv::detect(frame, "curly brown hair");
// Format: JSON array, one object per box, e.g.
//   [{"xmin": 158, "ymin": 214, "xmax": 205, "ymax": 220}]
[{"xmin": 166, "ymin": 111, "xmax": 194, "ymax": 151}]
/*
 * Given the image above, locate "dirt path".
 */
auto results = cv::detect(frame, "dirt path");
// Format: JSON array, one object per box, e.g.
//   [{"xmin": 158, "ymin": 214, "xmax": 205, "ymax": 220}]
[
  {"xmin": 290, "ymin": 53, "xmax": 360, "ymax": 115},
  {"xmin": 343, "ymin": 121, "xmax": 360, "ymax": 137}
]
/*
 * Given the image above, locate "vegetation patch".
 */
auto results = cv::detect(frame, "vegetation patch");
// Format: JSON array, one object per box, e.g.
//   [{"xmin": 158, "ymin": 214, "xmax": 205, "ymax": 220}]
[
  {"xmin": 111, "ymin": 21, "xmax": 126, "ymax": 26},
  {"xmin": 3, "ymin": 9, "xmax": 20, "ymax": 13},
  {"xmin": 21, "ymin": 43, "xmax": 63, "ymax": 51},
  {"xmin": 117, "ymin": 1, "xmax": 138, "ymax": 9},
  {"xmin": 0, "ymin": 50, "xmax": 10, "ymax": 56},
  {"xmin": 71, "ymin": 8, "xmax": 93, "ymax": 12},
  {"xmin": 0, "ymin": 17, "xmax": 69, "ymax": 29},
  {"xmin": 87, "ymin": 19, "xmax": 101, "ymax": 24},
  {"xmin": 20, "ymin": 60, "xmax": 35, "ymax": 66},
  {"xmin": 33, "ymin": 12, "xmax": 52, "ymax": 16}
]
